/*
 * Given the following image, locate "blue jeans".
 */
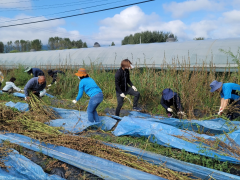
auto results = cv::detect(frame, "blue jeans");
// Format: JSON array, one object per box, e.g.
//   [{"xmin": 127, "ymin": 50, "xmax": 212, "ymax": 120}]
[{"xmin": 87, "ymin": 92, "xmax": 103, "ymax": 122}]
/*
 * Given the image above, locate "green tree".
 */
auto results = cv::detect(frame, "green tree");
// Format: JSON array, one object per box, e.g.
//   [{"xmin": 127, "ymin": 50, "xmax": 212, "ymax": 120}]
[
  {"xmin": 111, "ymin": 42, "xmax": 115, "ymax": 46},
  {"xmin": 14, "ymin": 40, "xmax": 20, "ymax": 51},
  {"xmin": 121, "ymin": 31, "xmax": 177, "ymax": 45},
  {"xmin": 30, "ymin": 39, "xmax": 42, "ymax": 51},
  {"xmin": 83, "ymin": 42, "xmax": 88, "ymax": 48},
  {"xmin": 9, "ymin": 50, "xmax": 20, "ymax": 53},
  {"xmin": 194, "ymin": 37, "xmax": 204, "ymax": 40},
  {"xmin": 0, "ymin": 41, "xmax": 4, "ymax": 53}
]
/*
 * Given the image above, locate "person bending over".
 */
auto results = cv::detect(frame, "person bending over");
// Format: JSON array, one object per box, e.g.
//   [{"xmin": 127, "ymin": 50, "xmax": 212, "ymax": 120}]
[
  {"xmin": 47, "ymin": 69, "xmax": 65, "ymax": 87},
  {"xmin": 2, "ymin": 77, "xmax": 23, "ymax": 93},
  {"xmin": 160, "ymin": 88, "xmax": 185, "ymax": 118},
  {"xmin": 115, "ymin": 59, "xmax": 141, "ymax": 116},
  {"xmin": 72, "ymin": 68, "xmax": 103, "ymax": 123},
  {"xmin": 24, "ymin": 67, "xmax": 44, "ymax": 77}
]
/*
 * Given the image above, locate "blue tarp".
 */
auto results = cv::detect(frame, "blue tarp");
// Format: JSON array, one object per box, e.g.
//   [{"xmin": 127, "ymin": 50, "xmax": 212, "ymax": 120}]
[
  {"xmin": 5, "ymin": 101, "xmax": 117, "ymax": 132},
  {"xmin": 112, "ymin": 111, "xmax": 240, "ymax": 134},
  {"xmin": 0, "ymin": 91, "xmax": 55, "ymax": 98},
  {"xmin": 113, "ymin": 116, "xmax": 240, "ymax": 164},
  {"xmin": 0, "ymin": 133, "xmax": 164, "ymax": 180},
  {"xmin": 104, "ymin": 142, "xmax": 240, "ymax": 180},
  {"xmin": 0, "ymin": 140, "xmax": 63, "ymax": 180}
]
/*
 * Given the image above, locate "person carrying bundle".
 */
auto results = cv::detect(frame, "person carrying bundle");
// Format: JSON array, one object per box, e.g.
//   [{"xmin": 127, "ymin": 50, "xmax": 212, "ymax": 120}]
[
  {"xmin": 24, "ymin": 67, "xmax": 44, "ymax": 77},
  {"xmin": 72, "ymin": 68, "xmax": 103, "ymax": 123},
  {"xmin": 115, "ymin": 59, "xmax": 141, "ymax": 116},
  {"xmin": 160, "ymin": 88, "xmax": 185, "ymax": 118},
  {"xmin": 210, "ymin": 80, "xmax": 240, "ymax": 120},
  {"xmin": 24, "ymin": 76, "xmax": 46, "ymax": 101},
  {"xmin": 47, "ymin": 69, "xmax": 65, "ymax": 87},
  {"xmin": 2, "ymin": 77, "xmax": 23, "ymax": 93}
]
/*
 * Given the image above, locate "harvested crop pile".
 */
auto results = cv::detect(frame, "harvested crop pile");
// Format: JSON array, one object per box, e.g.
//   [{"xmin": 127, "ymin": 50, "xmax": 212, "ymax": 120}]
[{"xmin": 0, "ymin": 105, "xmax": 195, "ymax": 180}]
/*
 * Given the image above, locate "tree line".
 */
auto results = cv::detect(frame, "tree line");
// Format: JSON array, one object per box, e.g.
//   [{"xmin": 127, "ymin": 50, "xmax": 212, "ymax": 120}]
[
  {"xmin": 121, "ymin": 31, "xmax": 178, "ymax": 45},
  {"xmin": 0, "ymin": 37, "xmax": 88, "ymax": 53}
]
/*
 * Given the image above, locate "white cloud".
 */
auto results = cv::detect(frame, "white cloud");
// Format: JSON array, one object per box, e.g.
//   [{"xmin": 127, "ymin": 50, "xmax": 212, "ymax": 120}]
[
  {"xmin": 223, "ymin": 10, "xmax": 240, "ymax": 23},
  {"xmin": 0, "ymin": 0, "xmax": 31, "ymax": 9},
  {"xmin": 163, "ymin": 0, "xmax": 224, "ymax": 18},
  {"xmin": 93, "ymin": 6, "xmax": 188, "ymax": 45},
  {"xmin": 190, "ymin": 20, "xmax": 218, "ymax": 38},
  {"xmin": 0, "ymin": 14, "xmax": 83, "ymax": 44}
]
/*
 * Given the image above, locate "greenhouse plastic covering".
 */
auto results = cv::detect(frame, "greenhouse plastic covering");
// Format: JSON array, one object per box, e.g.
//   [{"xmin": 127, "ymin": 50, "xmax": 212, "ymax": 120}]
[
  {"xmin": 0, "ymin": 133, "xmax": 164, "ymax": 180},
  {"xmin": 5, "ymin": 101, "xmax": 117, "ymax": 132},
  {"xmin": 104, "ymin": 142, "xmax": 240, "ymax": 180},
  {"xmin": 1, "ymin": 38, "xmax": 240, "ymax": 71},
  {"xmin": 113, "ymin": 115, "xmax": 240, "ymax": 164},
  {"xmin": 0, "ymin": 140, "xmax": 63, "ymax": 180}
]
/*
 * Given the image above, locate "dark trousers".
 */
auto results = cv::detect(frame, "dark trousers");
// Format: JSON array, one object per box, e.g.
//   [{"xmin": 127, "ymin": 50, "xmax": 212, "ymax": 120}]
[
  {"xmin": 115, "ymin": 87, "xmax": 140, "ymax": 116},
  {"xmin": 227, "ymin": 100, "xmax": 240, "ymax": 120},
  {"xmin": 2, "ymin": 87, "xmax": 14, "ymax": 94}
]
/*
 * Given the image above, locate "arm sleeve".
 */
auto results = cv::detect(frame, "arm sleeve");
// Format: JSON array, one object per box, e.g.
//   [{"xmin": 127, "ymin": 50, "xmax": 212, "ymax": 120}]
[
  {"xmin": 24, "ymin": 79, "xmax": 33, "ymax": 97},
  {"xmin": 115, "ymin": 71, "xmax": 123, "ymax": 94},
  {"xmin": 51, "ymin": 73, "xmax": 57, "ymax": 84},
  {"xmin": 76, "ymin": 82, "xmax": 84, "ymax": 101},
  {"xmin": 160, "ymin": 97, "xmax": 168, "ymax": 109},
  {"xmin": 174, "ymin": 94, "xmax": 182, "ymax": 111},
  {"xmin": 12, "ymin": 83, "xmax": 21, "ymax": 91},
  {"xmin": 127, "ymin": 72, "xmax": 133, "ymax": 87}
]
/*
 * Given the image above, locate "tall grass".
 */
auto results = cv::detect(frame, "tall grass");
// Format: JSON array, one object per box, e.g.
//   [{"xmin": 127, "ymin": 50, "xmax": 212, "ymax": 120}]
[{"xmin": 0, "ymin": 60, "xmax": 237, "ymax": 119}]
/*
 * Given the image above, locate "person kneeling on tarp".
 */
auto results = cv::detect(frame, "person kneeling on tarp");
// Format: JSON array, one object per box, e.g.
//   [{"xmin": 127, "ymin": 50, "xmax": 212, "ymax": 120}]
[
  {"xmin": 72, "ymin": 68, "xmax": 103, "ymax": 123},
  {"xmin": 210, "ymin": 80, "xmax": 240, "ymax": 120},
  {"xmin": 47, "ymin": 69, "xmax": 65, "ymax": 87},
  {"xmin": 160, "ymin": 88, "xmax": 185, "ymax": 118},
  {"xmin": 24, "ymin": 76, "xmax": 46, "ymax": 101},
  {"xmin": 2, "ymin": 77, "xmax": 24, "ymax": 94},
  {"xmin": 24, "ymin": 67, "xmax": 44, "ymax": 77},
  {"xmin": 115, "ymin": 59, "xmax": 141, "ymax": 116}
]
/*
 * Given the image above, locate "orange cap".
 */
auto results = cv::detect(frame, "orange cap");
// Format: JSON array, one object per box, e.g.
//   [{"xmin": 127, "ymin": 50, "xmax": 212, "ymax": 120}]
[{"xmin": 75, "ymin": 68, "xmax": 88, "ymax": 77}]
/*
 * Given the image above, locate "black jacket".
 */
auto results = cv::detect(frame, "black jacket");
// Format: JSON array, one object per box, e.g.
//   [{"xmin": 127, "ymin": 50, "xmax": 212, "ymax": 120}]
[
  {"xmin": 160, "ymin": 93, "xmax": 182, "ymax": 112},
  {"xmin": 51, "ymin": 70, "xmax": 65, "ymax": 84},
  {"xmin": 115, "ymin": 68, "xmax": 133, "ymax": 94}
]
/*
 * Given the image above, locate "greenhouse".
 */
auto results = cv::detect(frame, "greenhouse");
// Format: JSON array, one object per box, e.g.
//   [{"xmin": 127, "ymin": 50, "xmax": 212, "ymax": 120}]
[{"xmin": 0, "ymin": 38, "xmax": 240, "ymax": 71}]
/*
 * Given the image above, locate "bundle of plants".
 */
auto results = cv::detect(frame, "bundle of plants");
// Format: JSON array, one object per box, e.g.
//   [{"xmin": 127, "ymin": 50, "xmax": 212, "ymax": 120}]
[
  {"xmin": 28, "ymin": 93, "xmax": 61, "ymax": 122},
  {"xmin": 0, "ymin": 104, "xmax": 62, "ymax": 139}
]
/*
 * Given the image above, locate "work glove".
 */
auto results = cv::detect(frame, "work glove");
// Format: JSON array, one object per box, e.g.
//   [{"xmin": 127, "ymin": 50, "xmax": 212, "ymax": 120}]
[
  {"xmin": 72, "ymin": 100, "xmax": 77, "ymax": 104},
  {"xmin": 177, "ymin": 111, "xmax": 186, "ymax": 116},
  {"xmin": 55, "ymin": 81, "xmax": 57, "ymax": 84},
  {"xmin": 47, "ymin": 84, "xmax": 52, "ymax": 87},
  {"xmin": 218, "ymin": 107, "xmax": 223, "ymax": 115},
  {"xmin": 132, "ymin": 86, "xmax": 137, "ymax": 91},
  {"xmin": 120, "ymin": 93, "xmax": 126, "ymax": 98},
  {"xmin": 167, "ymin": 108, "xmax": 173, "ymax": 112}
]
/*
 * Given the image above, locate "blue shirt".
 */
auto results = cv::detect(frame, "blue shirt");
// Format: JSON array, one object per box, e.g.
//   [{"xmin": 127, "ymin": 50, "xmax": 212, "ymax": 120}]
[
  {"xmin": 76, "ymin": 77, "xmax": 102, "ymax": 101},
  {"xmin": 24, "ymin": 77, "xmax": 46, "ymax": 97},
  {"xmin": 32, "ymin": 68, "xmax": 44, "ymax": 77},
  {"xmin": 220, "ymin": 83, "xmax": 240, "ymax": 100}
]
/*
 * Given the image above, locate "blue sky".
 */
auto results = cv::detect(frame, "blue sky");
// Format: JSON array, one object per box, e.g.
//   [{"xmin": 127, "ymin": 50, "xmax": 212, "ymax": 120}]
[{"xmin": 0, "ymin": 0, "xmax": 240, "ymax": 46}]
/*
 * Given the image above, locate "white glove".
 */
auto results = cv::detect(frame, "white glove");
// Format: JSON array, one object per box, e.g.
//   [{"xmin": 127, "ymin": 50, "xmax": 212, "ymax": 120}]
[
  {"xmin": 120, "ymin": 93, "xmax": 126, "ymax": 98},
  {"xmin": 218, "ymin": 107, "xmax": 223, "ymax": 115},
  {"xmin": 55, "ymin": 81, "xmax": 57, "ymax": 85},
  {"xmin": 132, "ymin": 86, "xmax": 137, "ymax": 91},
  {"xmin": 24, "ymin": 97, "xmax": 27, "ymax": 101},
  {"xmin": 72, "ymin": 100, "xmax": 77, "ymax": 104},
  {"xmin": 20, "ymin": 90, "xmax": 24, "ymax": 92},
  {"xmin": 167, "ymin": 108, "xmax": 173, "ymax": 112},
  {"xmin": 177, "ymin": 111, "xmax": 186, "ymax": 116},
  {"xmin": 47, "ymin": 84, "xmax": 52, "ymax": 87},
  {"xmin": 39, "ymin": 89, "xmax": 46, "ymax": 97}
]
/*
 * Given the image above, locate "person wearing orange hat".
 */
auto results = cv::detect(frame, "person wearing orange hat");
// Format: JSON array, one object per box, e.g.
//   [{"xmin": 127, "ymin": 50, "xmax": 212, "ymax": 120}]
[{"xmin": 72, "ymin": 68, "xmax": 103, "ymax": 123}]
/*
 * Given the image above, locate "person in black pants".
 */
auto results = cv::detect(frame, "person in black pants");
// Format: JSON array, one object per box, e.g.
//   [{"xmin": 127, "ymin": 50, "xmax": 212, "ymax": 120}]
[
  {"xmin": 47, "ymin": 70, "xmax": 65, "ymax": 87},
  {"xmin": 160, "ymin": 88, "xmax": 185, "ymax": 118},
  {"xmin": 115, "ymin": 59, "xmax": 141, "ymax": 116}
]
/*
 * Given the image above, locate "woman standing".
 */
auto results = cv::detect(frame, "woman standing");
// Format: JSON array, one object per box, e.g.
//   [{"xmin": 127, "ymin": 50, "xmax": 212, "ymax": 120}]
[{"xmin": 72, "ymin": 68, "xmax": 103, "ymax": 122}]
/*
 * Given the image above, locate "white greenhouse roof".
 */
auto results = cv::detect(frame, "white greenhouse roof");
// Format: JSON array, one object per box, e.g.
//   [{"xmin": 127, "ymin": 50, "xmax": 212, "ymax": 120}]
[{"xmin": 0, "ymin": 38, "xmax": 239, "ymax": 71}]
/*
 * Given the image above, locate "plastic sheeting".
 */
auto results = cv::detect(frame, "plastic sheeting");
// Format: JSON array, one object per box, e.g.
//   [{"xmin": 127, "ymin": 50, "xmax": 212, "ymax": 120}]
[
  {"xmin": 0, "ymin": 133, "xmax": 164, "ymax": 180},
  {"xmin": 0, "ymin": 140, "xmax": 63, "ymax": 180},
  {"xmin": 0, "ymin": 91, "xmax": 54, "ymax": 98},
  {"xmin": 104, "ymin": 142, "xmax": 240, "ymax": 180},
  {"xmin": 113, "ymin": 116, "xmax": 240, "ymax": 164},
  {"xmin": 5, "ymin": 101, "xmax": 117, "ymax": 132}
]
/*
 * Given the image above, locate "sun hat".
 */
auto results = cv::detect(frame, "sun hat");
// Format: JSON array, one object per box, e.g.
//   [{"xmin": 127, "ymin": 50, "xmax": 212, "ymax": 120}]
[
  {"xmin": 210, "ymin": 80, "xmax": 223, "ymax": 92},
  {"xmin": 75, "ymin": 68, "xmax": 88, "ymax": 77},
  {"xmin": 162, "ymin": 88, "xmax": 175, "ymax": 100},
  {"xmin": 24, "ymin": 66, "xmax": 32, "ymax": 72}
]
